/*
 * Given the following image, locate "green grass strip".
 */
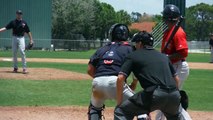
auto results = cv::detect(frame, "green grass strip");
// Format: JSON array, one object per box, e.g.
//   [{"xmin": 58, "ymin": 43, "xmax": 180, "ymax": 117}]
[
  {"xmin": 0, "ymin": 69, "xmax": 212, "ymax": 111},
  {"xmin": 0, "ymin": 50, "xmax": 95, "ymax": 59},
  {"xmin": 0, "ymin": 80, "xmax": 116, "ymax": 107},
  {"xmin": 0, "ymin": 62, "xmax": 87, "ymax": 74}
]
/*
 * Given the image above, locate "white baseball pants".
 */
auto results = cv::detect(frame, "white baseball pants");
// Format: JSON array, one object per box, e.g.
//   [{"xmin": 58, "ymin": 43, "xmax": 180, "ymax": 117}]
[
  {"xmin": 173, "ymin": 61, "xmax": 190, "ymax": 89},
  {"xmin": 91, "ymin": 76, "xmax": 134, "ymax": 108},
  {"xmin": 12, "ymin": 36, "xmax": 27, "ymax": 69}
]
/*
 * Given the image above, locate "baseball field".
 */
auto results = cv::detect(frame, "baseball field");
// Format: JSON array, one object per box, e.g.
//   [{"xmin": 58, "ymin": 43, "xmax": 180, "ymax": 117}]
[{"xmin": 0, "ymin": 50, "xmax": 213, "ymax": 120}]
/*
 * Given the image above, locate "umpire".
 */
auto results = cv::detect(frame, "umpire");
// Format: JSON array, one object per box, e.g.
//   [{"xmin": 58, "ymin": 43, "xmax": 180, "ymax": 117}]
[{"xmin": 114, "ymin": 31, "xmax": 184, "ymax": 120}]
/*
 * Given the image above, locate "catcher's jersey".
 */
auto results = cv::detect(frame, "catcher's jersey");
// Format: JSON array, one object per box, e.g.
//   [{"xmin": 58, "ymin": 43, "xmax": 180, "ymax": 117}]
[
  {"xmin": 161, "ymin": 26, "xmax": 188, "ymax": 63},
  {"xmin": 89, "ymin": 42, "xmax": 132, "ymax": 77},
  {"xmin": 6, "ymin": 19, "xmax": 30, "ymax": 37}
]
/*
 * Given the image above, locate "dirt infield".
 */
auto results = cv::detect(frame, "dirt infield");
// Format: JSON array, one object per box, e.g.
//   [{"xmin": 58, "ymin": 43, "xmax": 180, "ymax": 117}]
[
  {"xmin": 0, "ymin": 67, "xmax": 91, "ymax": 80},
  {"xmin": 0, "ymin": 106, "xmax": 212, "ymax": 120},
  {"xmin": 1, "ymin": 57, "xmax": 213, "ymax": 70}
]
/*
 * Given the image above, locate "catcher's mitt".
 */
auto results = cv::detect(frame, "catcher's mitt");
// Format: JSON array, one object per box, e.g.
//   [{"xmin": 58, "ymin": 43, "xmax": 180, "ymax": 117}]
[{"xmin": 26, "ymin": 43, "xmax": 34, "ymax": 50}]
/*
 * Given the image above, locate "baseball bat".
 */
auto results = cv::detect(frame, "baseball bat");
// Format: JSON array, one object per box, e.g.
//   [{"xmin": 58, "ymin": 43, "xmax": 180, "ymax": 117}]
[{"xmin": 162, "ymin": 16, "xmax": 184, "ymax": 53}]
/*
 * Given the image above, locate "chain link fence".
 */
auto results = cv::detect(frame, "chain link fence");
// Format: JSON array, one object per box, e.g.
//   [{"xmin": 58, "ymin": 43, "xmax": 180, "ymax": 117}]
[
  {"xmin": 0, "ymin": 38, "xmax": 211, "ymax": 53},
  {"xmin": 0, "ymin": 38, "xmax": 109, "ymax": 51},
  {"xmin": 188, "ymin": 41, "xmax": 211, "ymax": 53}
]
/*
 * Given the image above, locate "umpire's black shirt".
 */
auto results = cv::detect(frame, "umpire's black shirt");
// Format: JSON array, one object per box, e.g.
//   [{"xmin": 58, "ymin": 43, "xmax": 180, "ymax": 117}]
[
  {"xmin": 6, "ymin": 19, "xmax": 30, "ymax": 37},
  {"xmin": 120, "ymin": 47, "xmax": 177, "ymax": 91}
]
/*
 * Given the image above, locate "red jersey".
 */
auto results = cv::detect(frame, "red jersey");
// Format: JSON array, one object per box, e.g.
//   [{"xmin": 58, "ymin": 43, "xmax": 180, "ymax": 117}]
[{"xmin": 161, "ymin": 26, "xmax": 188, "ymax": 63}]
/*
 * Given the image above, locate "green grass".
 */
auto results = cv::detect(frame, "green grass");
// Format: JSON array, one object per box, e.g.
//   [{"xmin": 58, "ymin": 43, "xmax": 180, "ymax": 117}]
[
  {"xmin": 187, "ymin": 53, "xmax": 210, "ymax": 63},
  {"xmin": 183, "ymin": 69, "xmax": 213, "ymax": 111},
  {"xmin": 0, "ymin": 80, "xmax": 91, "ymax": 106},
  {"xmin": 0, "ymin": 50, "xmax": 95, "ymax": 59},
  {"xmin": 0, "ymin": 50, "xmax": 211, "ymax": 63},
  {"xmin": 0, "ymin": 80, "xmax": 116, "ymax": 107},
  {"xmin": 0, "ymin": 69, "xmax": 212, "ymax": 111},
  {"xmin": 0, "ymin": 62, "xmax": 87, "ymax": 74}
]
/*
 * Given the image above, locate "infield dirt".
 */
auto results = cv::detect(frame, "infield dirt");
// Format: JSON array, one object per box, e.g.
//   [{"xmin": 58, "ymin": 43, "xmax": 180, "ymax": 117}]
[{"xmin": 0, "ymin": 106, "xmax": 212, "ymax": 120}]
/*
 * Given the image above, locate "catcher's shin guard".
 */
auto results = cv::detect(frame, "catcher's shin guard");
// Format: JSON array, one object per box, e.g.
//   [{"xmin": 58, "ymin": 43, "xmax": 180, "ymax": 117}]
[{"xmin": 88, "ymin": 103, "xmax": 105, "ymax": 120}]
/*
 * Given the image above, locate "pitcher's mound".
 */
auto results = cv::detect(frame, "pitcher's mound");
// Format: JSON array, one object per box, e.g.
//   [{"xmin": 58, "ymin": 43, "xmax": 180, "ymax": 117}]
[{"xmin": 0, "ymin": 67, "xmax": 91, "ymax": 80}]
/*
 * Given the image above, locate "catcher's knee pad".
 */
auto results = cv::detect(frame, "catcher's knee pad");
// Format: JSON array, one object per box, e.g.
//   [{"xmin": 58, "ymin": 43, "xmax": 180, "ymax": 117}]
[{"xmin": 88, "ymin": 103, "xmax": 105, "ymax": 120}]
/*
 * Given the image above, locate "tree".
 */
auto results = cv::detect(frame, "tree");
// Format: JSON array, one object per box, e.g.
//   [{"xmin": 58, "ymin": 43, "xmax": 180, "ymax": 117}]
[
  {"xmin": 93, "ymin": 2, "xmax": 117, "ymax": 40},
  {"xmin": 140, "ymin": 12, "xmax": 153, "ymax": 22},
  {"xmin": 186, "ymin": 3, "xmax": 213, "ymax": 41},
  {"xmin": 52, "ymin": 0, "xmax": 132, "ymax": 41},
  {"xmin": 152, "ymin": 15, "xmax": 163, "ymax": 23},
  {"xmin": 115, "ymin": 10, "xmax": 131, "ymax": 25},
  {"xmin": 131, "ymin": 12, "xmax": 142, "ymax": 22},
  {"xmin": 52, "ymin": 0, "xmax": 96, "ymax": 39}
]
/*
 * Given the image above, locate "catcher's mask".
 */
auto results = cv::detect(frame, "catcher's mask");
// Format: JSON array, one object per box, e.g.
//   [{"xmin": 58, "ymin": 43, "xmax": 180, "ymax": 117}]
[{"xmin": 108, "ymin": 23, "xmax": 129, "ymax": 42}]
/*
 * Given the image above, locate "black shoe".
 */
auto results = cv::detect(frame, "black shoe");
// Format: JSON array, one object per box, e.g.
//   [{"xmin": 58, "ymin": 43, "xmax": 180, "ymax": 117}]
[
  {"xmin": 137, "ymin": 118, "xmax": 146, "ymax": 120},
  {"xmin": 13, "ymin": 68, "xmax": 18, "ymax": 73}
]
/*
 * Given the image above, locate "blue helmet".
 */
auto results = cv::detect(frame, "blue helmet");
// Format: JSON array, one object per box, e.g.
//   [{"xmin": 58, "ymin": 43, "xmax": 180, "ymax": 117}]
[
  {"xmin": 163, "ymin": 4, "xmax": 180, "ymax": 21},
  {"xmin": 109, "ymin": 23, "xmax": 129, "ymax": 41}
]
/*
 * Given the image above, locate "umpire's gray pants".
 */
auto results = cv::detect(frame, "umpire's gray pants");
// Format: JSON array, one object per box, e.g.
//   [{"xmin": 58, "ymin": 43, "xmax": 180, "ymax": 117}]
[{"xmin": 114, "ymin": 87, "xmax": 184, "ymax": 120}]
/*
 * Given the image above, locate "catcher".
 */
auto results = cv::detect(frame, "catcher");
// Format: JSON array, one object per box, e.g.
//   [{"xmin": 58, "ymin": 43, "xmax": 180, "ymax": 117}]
[{"xmin": 87, "ymin": 23, "xmax": 141, "ymax": 120}]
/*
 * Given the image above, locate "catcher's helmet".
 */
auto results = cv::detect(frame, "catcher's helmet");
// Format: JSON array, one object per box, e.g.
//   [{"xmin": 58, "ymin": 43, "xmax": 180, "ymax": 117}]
[
  {"xmin": 163, "ymin": 4, "xmax": 180, "ymax": 21},
  {"xmin": 108, "ymin": 23, "xmax": 129, "ymax": 41},
  {"xmin": 132, "ymin": 31, "xmax": 154, "ymax": 46}
]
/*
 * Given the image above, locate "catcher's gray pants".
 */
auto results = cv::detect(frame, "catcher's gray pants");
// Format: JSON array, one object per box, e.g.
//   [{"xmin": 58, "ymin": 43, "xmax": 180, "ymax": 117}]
[
  {"xmin": 12, "ymin": 36, "xmax": 26, "ymax": 69},
  {"xmin": 114, "ymin": 87, "xmax": 184, "ymax": 120},
  {"xmin": 91, "ymin": 76, "xmax": 134, "ymax": 108}
]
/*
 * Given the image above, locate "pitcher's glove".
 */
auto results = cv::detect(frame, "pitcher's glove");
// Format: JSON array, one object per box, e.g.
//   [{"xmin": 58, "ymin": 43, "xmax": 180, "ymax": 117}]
[{"xmin": 26, "ymin": 43, "xmax": 34, "ymax": 50}]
